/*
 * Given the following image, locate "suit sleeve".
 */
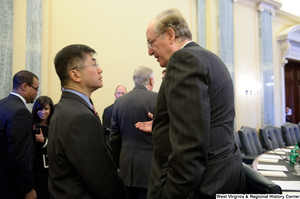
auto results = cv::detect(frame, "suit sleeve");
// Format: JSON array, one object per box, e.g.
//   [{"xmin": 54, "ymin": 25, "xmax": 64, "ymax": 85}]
[
  {"xmin": 109, "ymin": 103, "xmax": 122, "ymax": 168},
  {"xmin": 65, "ymin": 113, "xmax": 127, "ymax": 198},
  {"xmin": 7, "ymin": 108, "xmax": 34, "ymax": 195},
  {"xmin": 102, "ymin": 108, "xmax": 109, "ymax": 129},
  {"xmin": 161, "ymin": 50, "xmax": 210, "ymax": 198}
]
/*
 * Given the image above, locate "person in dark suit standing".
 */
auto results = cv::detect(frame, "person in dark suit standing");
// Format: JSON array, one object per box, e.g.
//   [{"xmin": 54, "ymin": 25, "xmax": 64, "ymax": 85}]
[
  {"xmin": 0, "ymin": 70, "xmax": 39, "ymax": 199},
  {"xmin": 48, "ymin": 44, "xmax": 127, "ymax": 199},
  {"xmin": 102, "ymin": 85, "xmax": 127, "ymax": 146},
  {"xmin": 110, "ymin": 66, "xmax": 157, "ymax": 199},
  {"xmin": 136, "ymin": 8, "xmax": 245, "ymax": 198}
]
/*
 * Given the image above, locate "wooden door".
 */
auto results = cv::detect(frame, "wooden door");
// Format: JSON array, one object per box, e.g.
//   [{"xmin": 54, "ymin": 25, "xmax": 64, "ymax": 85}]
[{"xmin": 285, "ymin": 59, "xmax": 300, "ymax": 124}]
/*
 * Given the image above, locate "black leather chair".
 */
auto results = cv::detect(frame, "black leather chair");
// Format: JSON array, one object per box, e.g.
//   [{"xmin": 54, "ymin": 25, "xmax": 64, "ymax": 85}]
[
  {"xmin": 234, "ymin": 131, "xmax": 243, "ymax": 152},
  {"xmin": 281, "ymin": 122, "xmax": 300, "ymax": 146},
  {"xmin": 243, "ymin": 163, "xmax": 282, "ymax": 193},
  {"xmin": 238, "ymin": 126, "xmax": 263, "ymax": 164},
  {"xmin": 259, "ymin": 125, "xmax": 285, "ymax": 150}
]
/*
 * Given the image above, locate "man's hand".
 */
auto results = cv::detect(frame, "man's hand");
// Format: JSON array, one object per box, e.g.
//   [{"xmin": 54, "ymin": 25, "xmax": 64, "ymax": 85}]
[
  {"xmin": 25, "ymin": 189, "xmax": 37, "ymax": 199},
  {"xmin": 135, "ymin": 112, "xmax": 153, "ymax": 133}
]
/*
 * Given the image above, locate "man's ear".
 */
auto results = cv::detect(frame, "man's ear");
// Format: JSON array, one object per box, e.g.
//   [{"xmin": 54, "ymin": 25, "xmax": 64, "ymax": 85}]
[
  {"xmin": 166, "ymin": 28, "xmax": 175, "ymax": 41},
  {"xmin": 21, "ymin": 83, "xmax": 27, "ymax": 91},
  {"xmin": 150, "ymin": 77, "xmax": 154, "ymax": 86},
  {"xmin": 69, "ymin": 70, "xmax": 82, "ymax": 83}
]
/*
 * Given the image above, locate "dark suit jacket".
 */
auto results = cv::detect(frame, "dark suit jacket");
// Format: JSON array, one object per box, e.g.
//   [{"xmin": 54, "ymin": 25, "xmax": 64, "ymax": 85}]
[
  {"xmin": 102, "ymin": 104, "xmax": 114, "ymax": 130},
  {"xmin": 110, "ymin": 85, "xmax": 157, "ymax": 188},
  {"xmin": 286, "ymin": 115, "xmax": 290, "ymax": 123},
  {"xmin": 0, "ymin": 94, "xmax": 35, "ymax": 198},
  {"xmin": 148, "ymin": 42, "xmax": 245, "ymax": 199},
  {"xmin": 48, "ymin": 91, "xmax": 127, "ymax": 199}
]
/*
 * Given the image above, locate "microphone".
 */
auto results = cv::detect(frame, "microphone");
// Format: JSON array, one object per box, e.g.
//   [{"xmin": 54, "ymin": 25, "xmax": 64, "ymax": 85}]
[
  {"xmin": 267, "ymin": 136, "xmax": 294, "ymax": 164},
  {"xmin": 268, "ymin": 136, "xmax": 286, "ymax": 154},
  {"xmin": 282, "ymin": 131, "xmax": 294, "ymax": 146}
]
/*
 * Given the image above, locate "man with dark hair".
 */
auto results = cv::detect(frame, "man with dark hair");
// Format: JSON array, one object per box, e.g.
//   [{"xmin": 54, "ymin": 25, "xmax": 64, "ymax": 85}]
[
  {"xmin": 110, "ymin": 66, "xmax": 157, "ymax": 199},
  {"xmin": 48, "ymin": 44, "xmax": 127, "ymax": 198},
  {"xmin": 136, "ymin": 8, "xmax": 245, "ymax": 198},
  {"xmin": 0, "ymin": 70, "xmax": 39, "ymax": 199}
]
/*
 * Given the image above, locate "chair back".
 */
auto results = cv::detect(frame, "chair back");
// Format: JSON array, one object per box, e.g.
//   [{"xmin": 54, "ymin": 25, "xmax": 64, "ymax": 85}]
[
  {"xmin": 238, "ymin": 126, "xmax": 263, "ymax": 155},
  {"xmin": 281, "ymin": 122, "xmax": 300, "ymax": 146},
  {"xmin": 243, "ymin": 163, "xmax": 282, "ymax": 193},
  {"xmin": 259, "ymin": 125, "xmax": 285, "ymax": 150},
  {"xmin": 234, "ymin": 131, "xmax": 243, "ymax": 152}
]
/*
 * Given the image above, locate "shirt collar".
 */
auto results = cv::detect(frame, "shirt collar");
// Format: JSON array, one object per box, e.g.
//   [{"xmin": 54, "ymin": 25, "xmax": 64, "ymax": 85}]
[
  {"xmin": 181, "ymin": 41, "xmax": 192, "ymax": 49},
  {"xmin": 63, "ymin": 89, "xmax": 93, "ymax": 109},
  {"xmin": 10, "ymin": 92, "xmax": 26, "ymax": 105}
]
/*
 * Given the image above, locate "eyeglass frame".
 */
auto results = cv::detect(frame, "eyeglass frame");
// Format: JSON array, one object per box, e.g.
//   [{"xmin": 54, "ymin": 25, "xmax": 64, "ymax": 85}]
[
  {"xmin": 27, "ymin": 84, "xmax": 39, "ymax": 92},
  {"xmin": 71, "ymin": 61, "xmax": 99, "ymax": 71},
  {"xmin": 147, "ymin": 29, "xmax": 167, "ymax": 49}
]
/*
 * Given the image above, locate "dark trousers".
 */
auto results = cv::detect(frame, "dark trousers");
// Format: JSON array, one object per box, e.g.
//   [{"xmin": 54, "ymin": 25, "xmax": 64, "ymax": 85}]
[{"xmin": 126, "ymin": 186, "xmax": 147, "ymax": 199}]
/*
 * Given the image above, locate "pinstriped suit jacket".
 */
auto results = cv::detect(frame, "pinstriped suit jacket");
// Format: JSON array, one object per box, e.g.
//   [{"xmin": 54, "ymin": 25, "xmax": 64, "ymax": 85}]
[{"xmin": 148, "ymin": 42, "xmax": 245, "ymax": 199}]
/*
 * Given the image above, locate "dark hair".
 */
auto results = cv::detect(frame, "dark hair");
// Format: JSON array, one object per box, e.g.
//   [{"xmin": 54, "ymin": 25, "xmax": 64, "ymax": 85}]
[
  {"xmin": 32, "ymin": 96, "xmax": 55, "ymax": 125},
  {"xmin": 13, "ymin": 70, "xmax": 38, "ymax": 90},
  {"xmin": 54, "ymin": 44, "xmax": 96, "ymax": 87}
]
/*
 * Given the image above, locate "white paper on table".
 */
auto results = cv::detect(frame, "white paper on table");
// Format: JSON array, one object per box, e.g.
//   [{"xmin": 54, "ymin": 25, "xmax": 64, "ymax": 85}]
[
  {"xmin": 257, "ymin": 164, "xmax": 288, "ymax": 171},
  {"xmin": 260, "ymin": 154, "xmax": 285, "ymax": 160},
  {"xmin": 257, "ymin": 158, "xmax": 278, "ymax": 163},
  {"xmin": 282, "ymin": 191, "xmax": 300, "ymax": 194},
  {"xmin": 272, "ymin": 181, "xmax": 300, "ymax": 191},
  {"xmin": 274, "ymin": 148, "xmax": 292, "ymax": 153},
  {"xmin": 259, "ymin": 171, "xmax": 287, "ymax": 177},
  {"xmin": 286, "ymin": 146, "xmax": 295, "ymax": 149},
  {"xmin": 268, "ymin": 151, "xmax": 287, "ymax": 155}
]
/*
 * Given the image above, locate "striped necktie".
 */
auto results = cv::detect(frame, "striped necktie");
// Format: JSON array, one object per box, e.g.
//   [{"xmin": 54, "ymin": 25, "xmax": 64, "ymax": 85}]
[{"xmin": 92, "ymin": 105, "xmax": 99, "ymax": 117}]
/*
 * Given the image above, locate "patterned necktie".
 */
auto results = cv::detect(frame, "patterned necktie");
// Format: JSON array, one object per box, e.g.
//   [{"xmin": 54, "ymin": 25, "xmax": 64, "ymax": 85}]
[
  {"xmin": 92, "ymin": 105, "xmax": 99, "ymax": 117},
  {"xmin": 89, "ymin": 98, "xmax": 99, "ymax": 117}
]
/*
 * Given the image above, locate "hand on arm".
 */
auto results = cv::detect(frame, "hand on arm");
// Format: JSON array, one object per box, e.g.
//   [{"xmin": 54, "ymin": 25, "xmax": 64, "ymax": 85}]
[{"xmin": 135, "ymin": 112, "xmax": 153, "ymax": 133}]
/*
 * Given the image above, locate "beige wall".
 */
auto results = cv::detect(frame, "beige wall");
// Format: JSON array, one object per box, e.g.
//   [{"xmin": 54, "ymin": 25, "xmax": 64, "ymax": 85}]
[
  {"xmin": 234, "ymin": 0, "xmax": 261, "ymax": 129},
  {"xmin": 12, "ymin": 0, "xmax": 299, "ymax": 130},
  {"xmin": 42, "ymin": 0, "xmax": 197, "ymax": 117}
]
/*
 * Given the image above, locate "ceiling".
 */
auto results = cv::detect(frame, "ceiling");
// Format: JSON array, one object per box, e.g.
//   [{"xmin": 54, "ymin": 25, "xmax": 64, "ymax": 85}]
[{"xmin": 280, "ymin": 0, "xmax": 300, "ymax": 17}]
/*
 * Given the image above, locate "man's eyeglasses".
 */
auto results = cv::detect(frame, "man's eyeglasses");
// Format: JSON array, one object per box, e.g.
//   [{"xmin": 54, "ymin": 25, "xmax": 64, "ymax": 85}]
[
  {"xmin": 27, "ymin": 84, "xmax": 39, "ymax": 92},
  {"xmin": 147, "ymin": 30, "xmax": 166, "ymax": 49},
  {"xmin": 71, "ymin": 62, "xmax": 99, "ymax": 71}
]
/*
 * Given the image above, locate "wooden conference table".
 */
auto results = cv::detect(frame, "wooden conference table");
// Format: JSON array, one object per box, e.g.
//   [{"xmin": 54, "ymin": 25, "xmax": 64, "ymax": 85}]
[{"xmin": 252, "ymin": 147, "xmax": 300, "ymax": 193}]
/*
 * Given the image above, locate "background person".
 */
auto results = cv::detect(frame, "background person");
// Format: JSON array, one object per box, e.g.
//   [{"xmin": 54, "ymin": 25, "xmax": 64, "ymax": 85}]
[
  {"xmin": 102, "ymin": 85, "xmax": 127, "ymax": 144},
  {"xmin": 0, "ymin": 70, "xmax": 39, "ymax": 199},
  {"xmin": 32, "ymin": 96, "xmax": 55, "ymax": 199},
  {"xmin": 110, "ymin": 66, "xmax": 157, "ymax": 199},
  {"xmin": 285, "ymin": 106, "xmax": 291, "ymax": 123},
  {"xmin": 48, "ymin": 44, "xmax": 127, "ymax": 198}
]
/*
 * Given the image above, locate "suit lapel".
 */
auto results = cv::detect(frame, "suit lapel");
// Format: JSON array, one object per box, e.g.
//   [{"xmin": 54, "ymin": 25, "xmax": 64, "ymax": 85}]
[{"xmin": 61, "ymin": 91, "xmax": 99, "ymax": 119}]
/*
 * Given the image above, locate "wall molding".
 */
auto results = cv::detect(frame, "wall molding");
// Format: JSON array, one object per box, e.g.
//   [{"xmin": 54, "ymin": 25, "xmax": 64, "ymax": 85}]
[
  {"xmin": 256, "ymin": 0, "xmax": 282, "ymax": 20},
  {"xmin": 277, "ymin": 25, "xmax": 300, "ymax": 64}
]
